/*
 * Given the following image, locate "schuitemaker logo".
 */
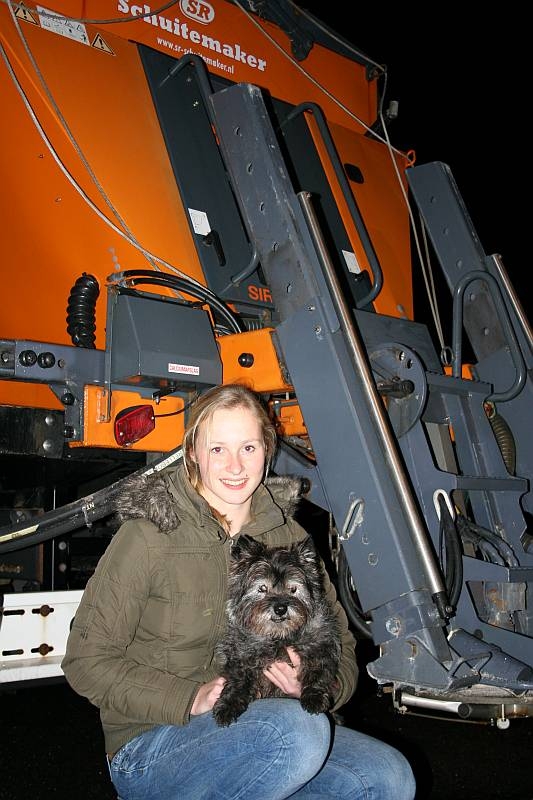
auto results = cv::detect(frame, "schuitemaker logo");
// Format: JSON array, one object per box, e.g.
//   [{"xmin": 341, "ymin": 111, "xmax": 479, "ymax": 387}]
[{"xmin": 179, "ymin": 0, "xmax": 215, "ymax": 24}]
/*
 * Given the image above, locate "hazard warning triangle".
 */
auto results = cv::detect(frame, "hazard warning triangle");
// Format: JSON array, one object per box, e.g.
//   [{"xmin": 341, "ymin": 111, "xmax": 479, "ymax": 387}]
[
  {"xmin": 91, "ymin": 33, "xmax": 114, "ymax": 55},
  {"xmin": 14, "ymin": 4, "xmax": 39, "ymax": 24}
]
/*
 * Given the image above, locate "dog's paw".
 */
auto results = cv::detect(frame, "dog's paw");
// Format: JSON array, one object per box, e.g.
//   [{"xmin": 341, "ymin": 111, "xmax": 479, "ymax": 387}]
[
  {"xmin": 300, "ymin": 688, "xmax": 331, "ymax": 715},
  {"xmin": 213, "ymin": 699, "xmax": 249, "ymax": 727}
]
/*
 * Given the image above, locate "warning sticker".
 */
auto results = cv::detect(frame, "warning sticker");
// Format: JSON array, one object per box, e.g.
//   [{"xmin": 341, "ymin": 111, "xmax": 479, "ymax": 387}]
[
  {"xmin": 91, "ymin": 33, "xmax": 114, "ymax": 55},
  {"xmin": 37, "ymin": 5, "xmax": 89, "ymax": 45},
  {"xmin": 14, "ymin": 5, "xmax": 39, "ymax": 25}
]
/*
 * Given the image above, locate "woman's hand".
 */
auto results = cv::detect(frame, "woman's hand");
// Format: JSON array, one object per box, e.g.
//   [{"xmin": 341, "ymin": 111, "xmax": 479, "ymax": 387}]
[
  {"xmin": 264, "ymin": 647, "xmax": 302, "ymax": 698},
  {"xmin": 190, "ymin": 676, "xmax": 226, "ymax": 715}
]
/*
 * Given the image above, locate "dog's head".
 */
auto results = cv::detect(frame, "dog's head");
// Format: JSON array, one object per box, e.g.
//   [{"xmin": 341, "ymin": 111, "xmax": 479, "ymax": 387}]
[{"xmin": 226, "ymin": 536, "xmax": 323, "ymax": 640}]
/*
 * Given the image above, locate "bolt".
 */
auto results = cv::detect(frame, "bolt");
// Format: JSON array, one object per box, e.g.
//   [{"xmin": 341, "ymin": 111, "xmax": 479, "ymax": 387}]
[
  {"xmin": 19, "ymin": 350, "xmax": 37, "ymax": 367},
  {"xmin": 385, "ymin": 616, "xmax": 402, "ymax": 636},
  {"xmin": 37, "ymin": 351, "xmax": 55, "ymax": 368},
  {"xmin": 238, "ymin": 353, "xmax": 254, "ymax": 368}
]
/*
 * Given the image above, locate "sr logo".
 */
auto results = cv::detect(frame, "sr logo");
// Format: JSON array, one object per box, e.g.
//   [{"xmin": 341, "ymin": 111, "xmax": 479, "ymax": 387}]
[{"xmin": 179, "ymin": 0, "xmax": 215, "ymax": 24}]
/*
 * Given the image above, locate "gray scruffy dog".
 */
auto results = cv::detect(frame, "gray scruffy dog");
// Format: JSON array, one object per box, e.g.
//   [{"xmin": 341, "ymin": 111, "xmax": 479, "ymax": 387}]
[{"xmin": 213, "ymin": 534, "xmax": 341, "ymax": 727}]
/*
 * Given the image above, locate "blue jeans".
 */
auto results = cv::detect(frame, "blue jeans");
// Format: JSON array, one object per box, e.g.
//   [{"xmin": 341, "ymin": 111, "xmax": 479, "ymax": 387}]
[{"xmin": 109, "ymin": 699, "xmax": 416, "ymax": 800}]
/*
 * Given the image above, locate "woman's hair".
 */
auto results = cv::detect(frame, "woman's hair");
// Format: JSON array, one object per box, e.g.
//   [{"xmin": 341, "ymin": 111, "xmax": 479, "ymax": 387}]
[{"xmin": 183, "ymin": 383, "xmax": 278, "ymax": 490}]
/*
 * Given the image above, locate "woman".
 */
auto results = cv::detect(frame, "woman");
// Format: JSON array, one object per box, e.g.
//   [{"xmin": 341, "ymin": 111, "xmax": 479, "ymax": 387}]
[{"xmin": 62, "ymin": 383, "xmax": 416, "ymax": 800}]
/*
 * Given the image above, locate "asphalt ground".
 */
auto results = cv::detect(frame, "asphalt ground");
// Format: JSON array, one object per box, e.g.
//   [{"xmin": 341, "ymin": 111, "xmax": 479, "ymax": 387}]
[{"xmin": 2, "ymin": 640, "xmax": 533, "ymax": 800}]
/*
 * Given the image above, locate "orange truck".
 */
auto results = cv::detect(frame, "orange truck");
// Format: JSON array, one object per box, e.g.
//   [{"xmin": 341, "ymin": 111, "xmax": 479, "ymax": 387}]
[{"xmin": 1, "ymin": 0, "xmax": 533, "ymax": 728}]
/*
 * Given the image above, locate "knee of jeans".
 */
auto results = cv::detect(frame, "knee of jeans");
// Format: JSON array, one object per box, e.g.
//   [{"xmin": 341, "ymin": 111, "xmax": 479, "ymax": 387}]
[
  {"xmin": 255, "ymin": 700, "xmax": 331, "ymax": 767},
  {"xmin": 381, "ymin": 750, "xmax": 417, "ymax": 800}
]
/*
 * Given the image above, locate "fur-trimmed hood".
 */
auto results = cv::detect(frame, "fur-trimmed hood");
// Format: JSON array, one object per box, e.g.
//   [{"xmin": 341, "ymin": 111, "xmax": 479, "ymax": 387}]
[{"xmin": 113, "ymin": 465, "xmax": 306, "ymax": 533}]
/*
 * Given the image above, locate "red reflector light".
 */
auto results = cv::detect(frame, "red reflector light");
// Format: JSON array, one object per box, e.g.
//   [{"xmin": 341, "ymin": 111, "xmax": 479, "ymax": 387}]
[{"xmin": 114, "ymin": 405, "xmax": 155, "ymax": 446}]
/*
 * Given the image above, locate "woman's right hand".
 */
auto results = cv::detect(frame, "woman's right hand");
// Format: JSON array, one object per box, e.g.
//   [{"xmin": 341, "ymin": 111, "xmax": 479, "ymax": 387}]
[{"xmin": 190, "ymin": 676, "xmax": 226, "ymax": 715}]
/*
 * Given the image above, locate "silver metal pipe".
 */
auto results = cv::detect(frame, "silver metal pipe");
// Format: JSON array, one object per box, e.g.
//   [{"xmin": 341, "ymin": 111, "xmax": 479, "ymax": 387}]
[
  {"xmin": 297, "ymin": 190, "xmax": 446, "ymax": 597},
  {"xmin": 400, "ymin": 692, "xmax": 462, "ymax": 714}
]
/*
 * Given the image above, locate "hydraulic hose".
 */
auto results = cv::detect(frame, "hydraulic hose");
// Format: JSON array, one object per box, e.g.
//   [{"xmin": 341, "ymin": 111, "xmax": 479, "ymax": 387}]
[
  {"xmin": 66, "ymin": 273, "xmax": 100, "ymax": 348},
  {"xmin": 110, "ymin": 269, "xmax": 244, "ymax": 334},
  {"xmin": 0, "ymin": 448, "xmax": 183, "ymax": 554},
  {"xmin": 438, "ymin": 495, "xmax": 463, "ymax": 611}
]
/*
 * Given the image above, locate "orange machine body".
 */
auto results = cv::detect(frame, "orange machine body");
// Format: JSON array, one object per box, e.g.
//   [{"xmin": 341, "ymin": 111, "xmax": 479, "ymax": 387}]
[{"xmin": 0, "ymin": 0, "xmax": 413, "ymax": 451}]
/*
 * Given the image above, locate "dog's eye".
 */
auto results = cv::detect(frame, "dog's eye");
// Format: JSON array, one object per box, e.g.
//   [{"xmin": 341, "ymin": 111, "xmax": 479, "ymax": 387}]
[
  {"xmin": 289, "ymin": 586, "xmax": 297, "ymax": 594},
  {"xmin": 258, "ymin": 584, "xmax": 268, "ymax": 593}
]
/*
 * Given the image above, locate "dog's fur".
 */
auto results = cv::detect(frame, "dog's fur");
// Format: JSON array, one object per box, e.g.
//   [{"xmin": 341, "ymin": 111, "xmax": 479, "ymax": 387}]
[{"xmin": 213, "ymin": 535, "xmax": 341, "ymax": 727}]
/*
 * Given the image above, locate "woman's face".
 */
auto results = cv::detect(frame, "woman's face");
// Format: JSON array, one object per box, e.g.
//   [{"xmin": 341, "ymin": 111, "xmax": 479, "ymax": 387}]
[{"xmin": 193, "ymin": 405, "xmax": 266, "ymax": 520}]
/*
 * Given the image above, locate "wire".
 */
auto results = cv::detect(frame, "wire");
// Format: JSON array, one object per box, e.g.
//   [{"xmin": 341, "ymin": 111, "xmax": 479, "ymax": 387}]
[
  {"xmin": 456, "ymin": 515, "xmax": 519, "ymax": 568},
  {"xmin": 5, "ymin": 1, "xmax": 162, "ymax": 273},
  {"xmin": 231, "ymin": 0, "xmax": 404, "ymax": 155},
  {"xmin": 3, "ymin": 0, "xmax": 445, "ymax": 351},
  {"xmin": 437, "ymin": 494, "xmax": 462, "ymax": 610},
  {"xmin": 0, "ymin": 0, "xmax": 179, "ymax": 24},
  {"xmin": 0, "ymin": 446, "xmax": 184, "ymax": 553},
  {"xmin": 155, "ymin": 394, "xmax": 199, "ymax": 417},
  {"xmin": 286, "ymin": 0, "xmax": 386, "ymax": 75},
  {"xmin": 232, "ymin": 1, "xmax": 445, "ymax": 345},
  {"xmin": 110, "ymin": 269, "xmax": 244, "ymax": 333},
  {"xmin": 1, "ymin": 4, "xmax": 209, "ymax": 293},
  {"xmin": 378, "ymin": 111, "xmax": 445, "ymax": 348}
]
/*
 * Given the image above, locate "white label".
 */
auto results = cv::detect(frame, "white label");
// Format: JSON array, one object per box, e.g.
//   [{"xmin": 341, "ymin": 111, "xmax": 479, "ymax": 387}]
[
  {"xmin": 188, "ymin": 208, "xmax": 211, "ymax": 236},
  {"xmin": 168, "ymin": 363, "xmax": 200, "ymax": 376},
  {"xmin": 342, "ymin": 250, "xmax": 361, "ymax": 275},
  {"xmin": 38, "ymin": 6, "xmax": 89, "ymax": 44}
]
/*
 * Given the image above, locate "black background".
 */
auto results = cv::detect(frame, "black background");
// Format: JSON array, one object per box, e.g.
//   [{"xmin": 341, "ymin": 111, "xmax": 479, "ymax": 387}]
[{"xmin": 299, "ymin": 4, "xmax": 528, "ymax": 315}]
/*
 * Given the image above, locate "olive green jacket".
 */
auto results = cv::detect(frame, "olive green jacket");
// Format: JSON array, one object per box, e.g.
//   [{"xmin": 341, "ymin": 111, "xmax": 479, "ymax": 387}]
[{"xmin": 61, "ymin": 466, "xmax": 358, "ymax": 756}]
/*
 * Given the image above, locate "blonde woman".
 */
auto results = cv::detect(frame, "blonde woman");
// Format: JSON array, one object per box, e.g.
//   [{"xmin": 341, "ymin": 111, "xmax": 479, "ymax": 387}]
[{"xmin": 63, "ymin": 383, "xmax": 416, "ymax": 800}]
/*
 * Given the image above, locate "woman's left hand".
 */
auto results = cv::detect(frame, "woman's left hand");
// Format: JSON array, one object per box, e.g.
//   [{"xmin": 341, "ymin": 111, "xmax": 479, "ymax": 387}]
[{"xmin": 264, "ymin": 647, "xmax": 302, "ymax": 697}]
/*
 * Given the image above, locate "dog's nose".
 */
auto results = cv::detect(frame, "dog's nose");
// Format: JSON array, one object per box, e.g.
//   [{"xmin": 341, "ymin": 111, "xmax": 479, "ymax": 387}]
[{"xmin": 273, "ymin": 603, "xmax": 288, "ymax": 617}]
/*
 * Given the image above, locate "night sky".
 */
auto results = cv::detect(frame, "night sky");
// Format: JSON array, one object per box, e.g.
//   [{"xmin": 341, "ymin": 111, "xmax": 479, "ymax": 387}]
[{"xmin": 297, "ymin": 5, "xmax": 528, "ymax": 318}]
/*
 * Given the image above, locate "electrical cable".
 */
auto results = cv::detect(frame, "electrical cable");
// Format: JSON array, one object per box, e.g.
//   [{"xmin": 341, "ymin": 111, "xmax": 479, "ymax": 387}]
[
  {"xmin": 232, "ymin": 0, "xmax": 402, "ymax": 153},
  {"xmin": 437, "ymin": 495, "xmax": 463, "ymax": 611},
  {"xmin": 0, "ymin": 447, "xmax": 184, "ymax": 553},
  {"xmin": 232, "ymin": 1, "xmax": 444, "ymax": 350},
  {"xmin": 0, "ymin": 21, "xmax": 207, "ymax": 292},
  {"xmin": 1, "ymin": 0, "xmax": 180, "ymax": 25},
  {"xmin": 5, "ymin": 0, "xmax": 162, "ymax": 275},
  {"xmin": 154, "ymin": 394, "xmax": 199, "ymax": 418},
  {"xmin": 110, "ymin": 269, "xmax": 244, "ymax": 334},
  {"xmin": 456, "ymin": 515, "xmax": 518, "ymax": 568},
  {"xmin": 286, "ymin": 0, "xmax": 386, "ymax": 75}
]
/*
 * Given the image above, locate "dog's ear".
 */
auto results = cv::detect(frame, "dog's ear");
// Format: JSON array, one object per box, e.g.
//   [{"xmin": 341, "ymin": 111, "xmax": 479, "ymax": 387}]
[
  {"xmin": 232, "ymin": 534, "xmax": 264, "ymax": 560},
  {"xmin": 295, "ymin": 535, "xmax": 318, "ymax": 564}
]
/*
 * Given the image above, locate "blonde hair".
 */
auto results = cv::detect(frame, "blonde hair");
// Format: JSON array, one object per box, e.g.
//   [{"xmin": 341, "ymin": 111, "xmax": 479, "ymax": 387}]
[{"xmin": 183, "ymin": 383, "xmax": 278, "ymax": 491}]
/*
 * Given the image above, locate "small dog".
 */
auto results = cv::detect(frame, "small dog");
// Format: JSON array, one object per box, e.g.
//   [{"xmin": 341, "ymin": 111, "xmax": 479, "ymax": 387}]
[{"xmin": 213, "ymin": 534, "xmax": 341, "ymax": 727}]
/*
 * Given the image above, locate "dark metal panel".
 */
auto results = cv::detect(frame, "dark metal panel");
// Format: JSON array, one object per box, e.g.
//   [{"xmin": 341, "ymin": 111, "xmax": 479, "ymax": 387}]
[
  {"xmin": 0, "ymin": 407, "xmax": 64, "ymax": 459},
  {"xmin": 407, "ymin": 161, "xmax": 505, "ymax": 361},
  {"xmin": 110, "ymin": 291, "xmax": 222, "ymax": 390},
  {"xmin": 209, "ymin": 81, "xmax": 444, "ymax": 627},
  {"xmin": 139, "ymin": 46, "xmax": 267, "ymax": 310}
]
